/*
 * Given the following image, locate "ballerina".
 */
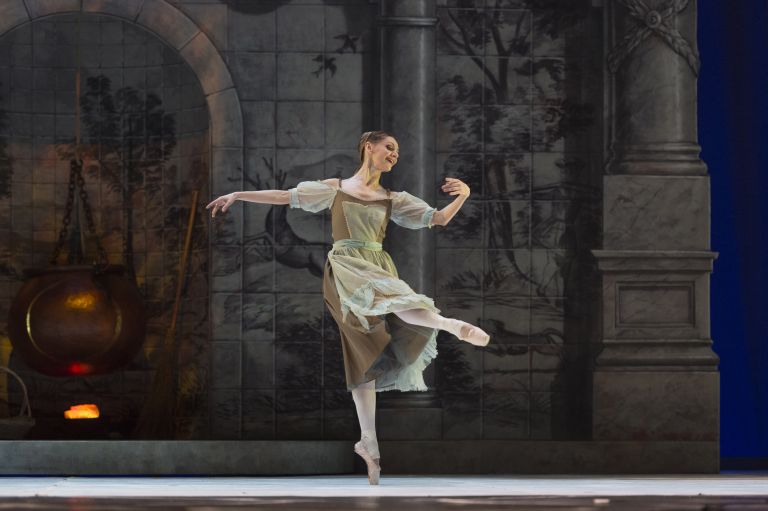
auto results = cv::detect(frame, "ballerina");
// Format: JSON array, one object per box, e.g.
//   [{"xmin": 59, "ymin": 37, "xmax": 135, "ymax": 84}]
[{"xmin": 207, "ymin": 130, "xmax": 490, "ymax": 485}]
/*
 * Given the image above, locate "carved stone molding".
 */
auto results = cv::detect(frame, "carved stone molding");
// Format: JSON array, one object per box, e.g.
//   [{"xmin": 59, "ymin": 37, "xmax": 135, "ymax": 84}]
[
  {"xmin": 591, "ymin": 250, "xmax": 719, "ymax": 369},
  {"xmin": 607, "ymin": 0, "xmax": 700, "ymax": 76},
  {"xmin": 605, "ymin": 0, "xmax": 706, "ymax": 176}
]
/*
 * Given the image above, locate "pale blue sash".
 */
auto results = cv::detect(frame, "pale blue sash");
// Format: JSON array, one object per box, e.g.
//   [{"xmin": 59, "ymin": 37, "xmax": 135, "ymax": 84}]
[{"xmin": 332, "ymin": 239, "xmax": 382, "ymax": 251}]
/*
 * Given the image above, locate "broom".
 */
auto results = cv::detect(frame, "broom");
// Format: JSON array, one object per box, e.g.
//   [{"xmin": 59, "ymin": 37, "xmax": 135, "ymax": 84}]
[{"xmin": 132, "ymin": 189, "xmax": 199, "ymax": 439}]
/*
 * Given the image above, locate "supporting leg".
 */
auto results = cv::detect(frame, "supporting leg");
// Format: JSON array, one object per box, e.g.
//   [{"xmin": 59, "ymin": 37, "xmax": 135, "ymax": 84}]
[
  {"xmin": 351, "ymin": 378, "xmax": 381, "ymax": 484},
  {"xmin": 351, "ymin": 379, "xmax": 379, "ymax": 459},
  {"xmin": 392, "ymin": 308, "xmax": 490, "ymax": 346}
]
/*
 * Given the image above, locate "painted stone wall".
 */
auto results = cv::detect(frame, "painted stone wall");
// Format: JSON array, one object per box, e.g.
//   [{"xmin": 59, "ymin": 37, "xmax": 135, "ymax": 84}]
[
  {"xmin": 204, "ymin": 0, "xmax": 603, "ymax": 441},
  {"xmin": 431, "ymin": 0, "xmax": 602, "ymax": 439},
  {"xmin": 0, "ymin": 0, "xmax": 604, "ymax": 442},
  {"xmin": 204, "ymin": 0, "xmax": 380, "ymax": 440}
]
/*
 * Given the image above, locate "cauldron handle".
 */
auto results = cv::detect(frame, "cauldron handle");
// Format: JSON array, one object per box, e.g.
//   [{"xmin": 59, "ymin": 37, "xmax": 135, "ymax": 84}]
[{"xmin": 0, "ymin": 366, "xmax": 32, "ymax": 418}]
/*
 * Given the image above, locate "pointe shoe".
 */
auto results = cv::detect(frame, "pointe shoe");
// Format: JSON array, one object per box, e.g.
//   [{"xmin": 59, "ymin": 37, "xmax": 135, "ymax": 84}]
[
  {"xmin": 354, "ymin": 439, "xmax": 381, "ymax": 485},
  {"xmin": 447, "ymin": 319, "xmax": 491, "ymax": 346}
]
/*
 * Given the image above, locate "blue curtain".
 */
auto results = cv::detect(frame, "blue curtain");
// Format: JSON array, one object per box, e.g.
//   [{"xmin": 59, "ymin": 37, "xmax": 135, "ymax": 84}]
[{"xmin": 698, "ymin": 0, "xmax": 768, "ymax": 458}]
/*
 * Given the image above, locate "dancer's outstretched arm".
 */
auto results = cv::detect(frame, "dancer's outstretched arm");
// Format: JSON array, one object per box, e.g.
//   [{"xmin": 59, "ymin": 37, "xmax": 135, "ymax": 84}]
[
  {"xmin": 207, "ymin": 178, "xmax": 340, "ymax": 218},
  {"xmin": 390, "ymin": 177, "xmax": 470, "ymax": 228},
  {"xmin": 433, "ymin": 177, "xmax": 470, "ymax": 226},
  {"xmin": 206, "ymin": 189, "xmax": 290, "ymax": 217}
]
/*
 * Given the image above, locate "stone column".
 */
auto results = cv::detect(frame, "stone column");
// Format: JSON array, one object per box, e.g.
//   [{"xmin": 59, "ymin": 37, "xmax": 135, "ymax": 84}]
[
  {"xmin": 375, "ymin": 0, "xmax": 442, "ymax": 438},
  {"xmin": 378, "ymin": 0, "xmax": 437, "ymax": 296},
  {"xmin": 592, "ymin": 0, "xmax": 719, "ymax": 470}
]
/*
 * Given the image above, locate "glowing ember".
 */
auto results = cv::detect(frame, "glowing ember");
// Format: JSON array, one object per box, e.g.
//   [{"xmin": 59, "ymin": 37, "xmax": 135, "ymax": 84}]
[
  {"xmin": 67, "ymin": 362, "xmax": 95, "ymax": 375},
  {"xmin": 64, "ymin": 404, "xmax": 100, "ymax": 419}
]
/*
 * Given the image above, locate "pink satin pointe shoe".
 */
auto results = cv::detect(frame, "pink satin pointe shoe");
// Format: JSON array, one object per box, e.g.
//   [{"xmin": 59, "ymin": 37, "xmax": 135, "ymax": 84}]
[
  {"xmin": 354, "ymin": 436, "xmax": 381, "ymax": 485},
  {"xmin": 447, "ymin": 318, "xmax": 491, "ymax": 346}
]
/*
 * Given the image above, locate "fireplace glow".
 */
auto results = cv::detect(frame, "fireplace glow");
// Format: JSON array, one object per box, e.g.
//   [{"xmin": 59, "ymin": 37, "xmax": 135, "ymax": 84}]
[
  {"xmin": 64, "ymin": 404, "xmax": 100, "ymax": 419},
  {"xmin": 67, "ymin": 362, "xmax": 95, "ymax": 375}
]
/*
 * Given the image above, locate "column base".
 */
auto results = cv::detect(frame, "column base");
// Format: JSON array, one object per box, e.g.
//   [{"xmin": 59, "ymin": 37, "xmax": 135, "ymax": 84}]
[
  {"xmin": 593, "ymin": 370, "xmax": 719, "ymax": 442},
  {"xmin": 378, "ymin": 391, "xmax": 442, "ymax": 440},
  {"xmin": 596, "ymin": 338, "xmax": 719, "ymax": 369},
  {"xmin": 609, "ymin": 142, "xmax": 708, "ymax": 175}
]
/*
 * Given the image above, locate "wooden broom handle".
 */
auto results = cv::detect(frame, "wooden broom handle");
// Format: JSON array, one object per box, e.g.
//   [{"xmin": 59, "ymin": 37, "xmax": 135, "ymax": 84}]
[{"xmin": 168, "ymin": 190, "xmax": 199, "ymax": 336}]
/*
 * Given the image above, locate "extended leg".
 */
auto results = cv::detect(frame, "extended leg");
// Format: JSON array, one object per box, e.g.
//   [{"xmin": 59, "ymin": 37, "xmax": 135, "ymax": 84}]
[{"xmin": 392, "ymin": 308, "xmax": 490, "ymax": 346}]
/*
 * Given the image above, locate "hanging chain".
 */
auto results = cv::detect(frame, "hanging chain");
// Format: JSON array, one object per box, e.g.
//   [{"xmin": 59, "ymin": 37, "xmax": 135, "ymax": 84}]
[
  {"xmin": 74, "ymin": 160, "xmax": 109, "ymax": 267},
  {"xmin": 49, "ymin": 159, "xmax": 109, "ymax": 267},
  {"xmin": 49, "ymin": 14, "xmax": 108, "ymax": 269},
  {"xmin": 49, "ymin": 160, "xmax": 78, "ymax": 265}
]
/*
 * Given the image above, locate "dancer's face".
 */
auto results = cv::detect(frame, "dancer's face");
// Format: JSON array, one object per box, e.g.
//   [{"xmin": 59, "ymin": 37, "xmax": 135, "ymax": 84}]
[{"xmin": 367, "ymin": 136, "xmax": 399, "ymax": 172}]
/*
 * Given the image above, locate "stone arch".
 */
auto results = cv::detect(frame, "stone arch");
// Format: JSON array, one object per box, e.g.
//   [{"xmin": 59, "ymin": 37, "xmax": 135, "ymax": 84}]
[
  {"xmin": 0, "ymin": 0, "xmax": 242, "ymax": 438},
  {"xmin": 0, "ymin": 0, "xmax": 243, "ymax": 149}
]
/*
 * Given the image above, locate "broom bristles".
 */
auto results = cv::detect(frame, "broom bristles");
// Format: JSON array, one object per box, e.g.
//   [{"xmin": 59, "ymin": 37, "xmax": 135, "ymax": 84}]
[{"xmin": 132, "ymin": 335, "xmax": 177, "ymax": 439}]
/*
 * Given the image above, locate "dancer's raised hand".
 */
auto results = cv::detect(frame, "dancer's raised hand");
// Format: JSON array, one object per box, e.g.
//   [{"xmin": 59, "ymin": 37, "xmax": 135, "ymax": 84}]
[
  {"xmin": 441, "ymin": 177, "xmax": 470, "ymax": 197},
  {"xmin": 206, "ymin": 192, "xmax": 238, "ymax": 217}
]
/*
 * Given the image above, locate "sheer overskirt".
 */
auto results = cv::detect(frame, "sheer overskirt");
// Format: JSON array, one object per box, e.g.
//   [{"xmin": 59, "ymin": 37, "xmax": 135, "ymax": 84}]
[
  {"xmin": 290, "ymin": 179, "xmax": 440, "ymax": 392},
  {"xmin": 327, "ymin": 245, "xmax": 440, "ymax": 392}
]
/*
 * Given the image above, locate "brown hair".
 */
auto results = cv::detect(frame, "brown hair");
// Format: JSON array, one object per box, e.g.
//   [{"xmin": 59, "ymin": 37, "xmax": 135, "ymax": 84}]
[{"xmin": 358, "ymin": 131, "xmax": 395, "ymax": 163}]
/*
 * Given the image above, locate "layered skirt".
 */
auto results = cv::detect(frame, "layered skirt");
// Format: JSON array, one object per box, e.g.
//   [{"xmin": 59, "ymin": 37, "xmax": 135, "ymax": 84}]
[{"xmin": 322, "ymin": 239, "xmax": 440, "ymax": 392}]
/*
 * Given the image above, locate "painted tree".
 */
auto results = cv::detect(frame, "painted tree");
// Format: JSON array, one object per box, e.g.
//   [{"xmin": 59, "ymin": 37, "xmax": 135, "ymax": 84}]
[{"xmin": 57, "ymin": 75, "xmax": 177, "ymax": 281}]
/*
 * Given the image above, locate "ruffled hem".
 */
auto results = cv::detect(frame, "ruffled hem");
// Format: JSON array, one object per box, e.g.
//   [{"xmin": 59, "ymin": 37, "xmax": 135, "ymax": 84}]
[
  {"xmin": 339, "ymin": 276, "xmax": 441, "ymax": 331},
  {"xmin": 326, "ymin": 247, "xmax": 440, "ymax": 393},
  {"xmin": 373, "ymin": 327, "xmax": 438, "ymax": 393}
]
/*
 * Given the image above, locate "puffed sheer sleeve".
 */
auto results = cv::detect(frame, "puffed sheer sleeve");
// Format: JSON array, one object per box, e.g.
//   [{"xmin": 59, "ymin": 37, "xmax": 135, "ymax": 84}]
[
  {"xmin": 390, "ymin": 190, "xmax": 438, "ymax": 229},
  {"xmin": 288, "ymin": 180, "xmax": 338, "ymax": 213}
]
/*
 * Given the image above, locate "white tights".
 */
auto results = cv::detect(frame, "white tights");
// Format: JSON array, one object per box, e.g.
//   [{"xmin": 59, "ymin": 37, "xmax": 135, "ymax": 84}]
[
  {"xmin": 350, "ymin": 308, "xmax": 460, "ymax": 460},
  {"xmin": 392, "ymin": 307, "xmax": 455, "ymax": 333},
  {"xmin": 351, "ymin": 379, "xmax": 378, "ymax": 458}
]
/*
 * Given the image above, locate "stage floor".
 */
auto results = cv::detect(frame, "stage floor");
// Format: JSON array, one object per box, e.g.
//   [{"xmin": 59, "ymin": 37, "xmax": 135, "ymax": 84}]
[
  {"xmin": 0, "ymin": 473, "xmax": 767, "ymax": 497},
  {"xmin": 0, "ymin": 474, "xmax": 766, "ymax": 510}
]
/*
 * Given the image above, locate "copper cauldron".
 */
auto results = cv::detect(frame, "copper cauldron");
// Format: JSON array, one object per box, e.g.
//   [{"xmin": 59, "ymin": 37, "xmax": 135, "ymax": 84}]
[{"xmin": 6, "ymin": 265, "xmax": 146, "ymax": 377}]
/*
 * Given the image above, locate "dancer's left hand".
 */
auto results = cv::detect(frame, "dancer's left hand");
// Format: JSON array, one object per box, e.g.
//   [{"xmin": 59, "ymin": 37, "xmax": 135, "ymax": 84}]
[{"xmin": 441, "ymin": 177, "xmax": 470, "ymax": 197}]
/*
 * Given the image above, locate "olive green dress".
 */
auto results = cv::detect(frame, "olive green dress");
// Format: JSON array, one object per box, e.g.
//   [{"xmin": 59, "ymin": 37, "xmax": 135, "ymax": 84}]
[{"xmin": 288, "ymin": 178, "xmax": 440, "ymax": 392}]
